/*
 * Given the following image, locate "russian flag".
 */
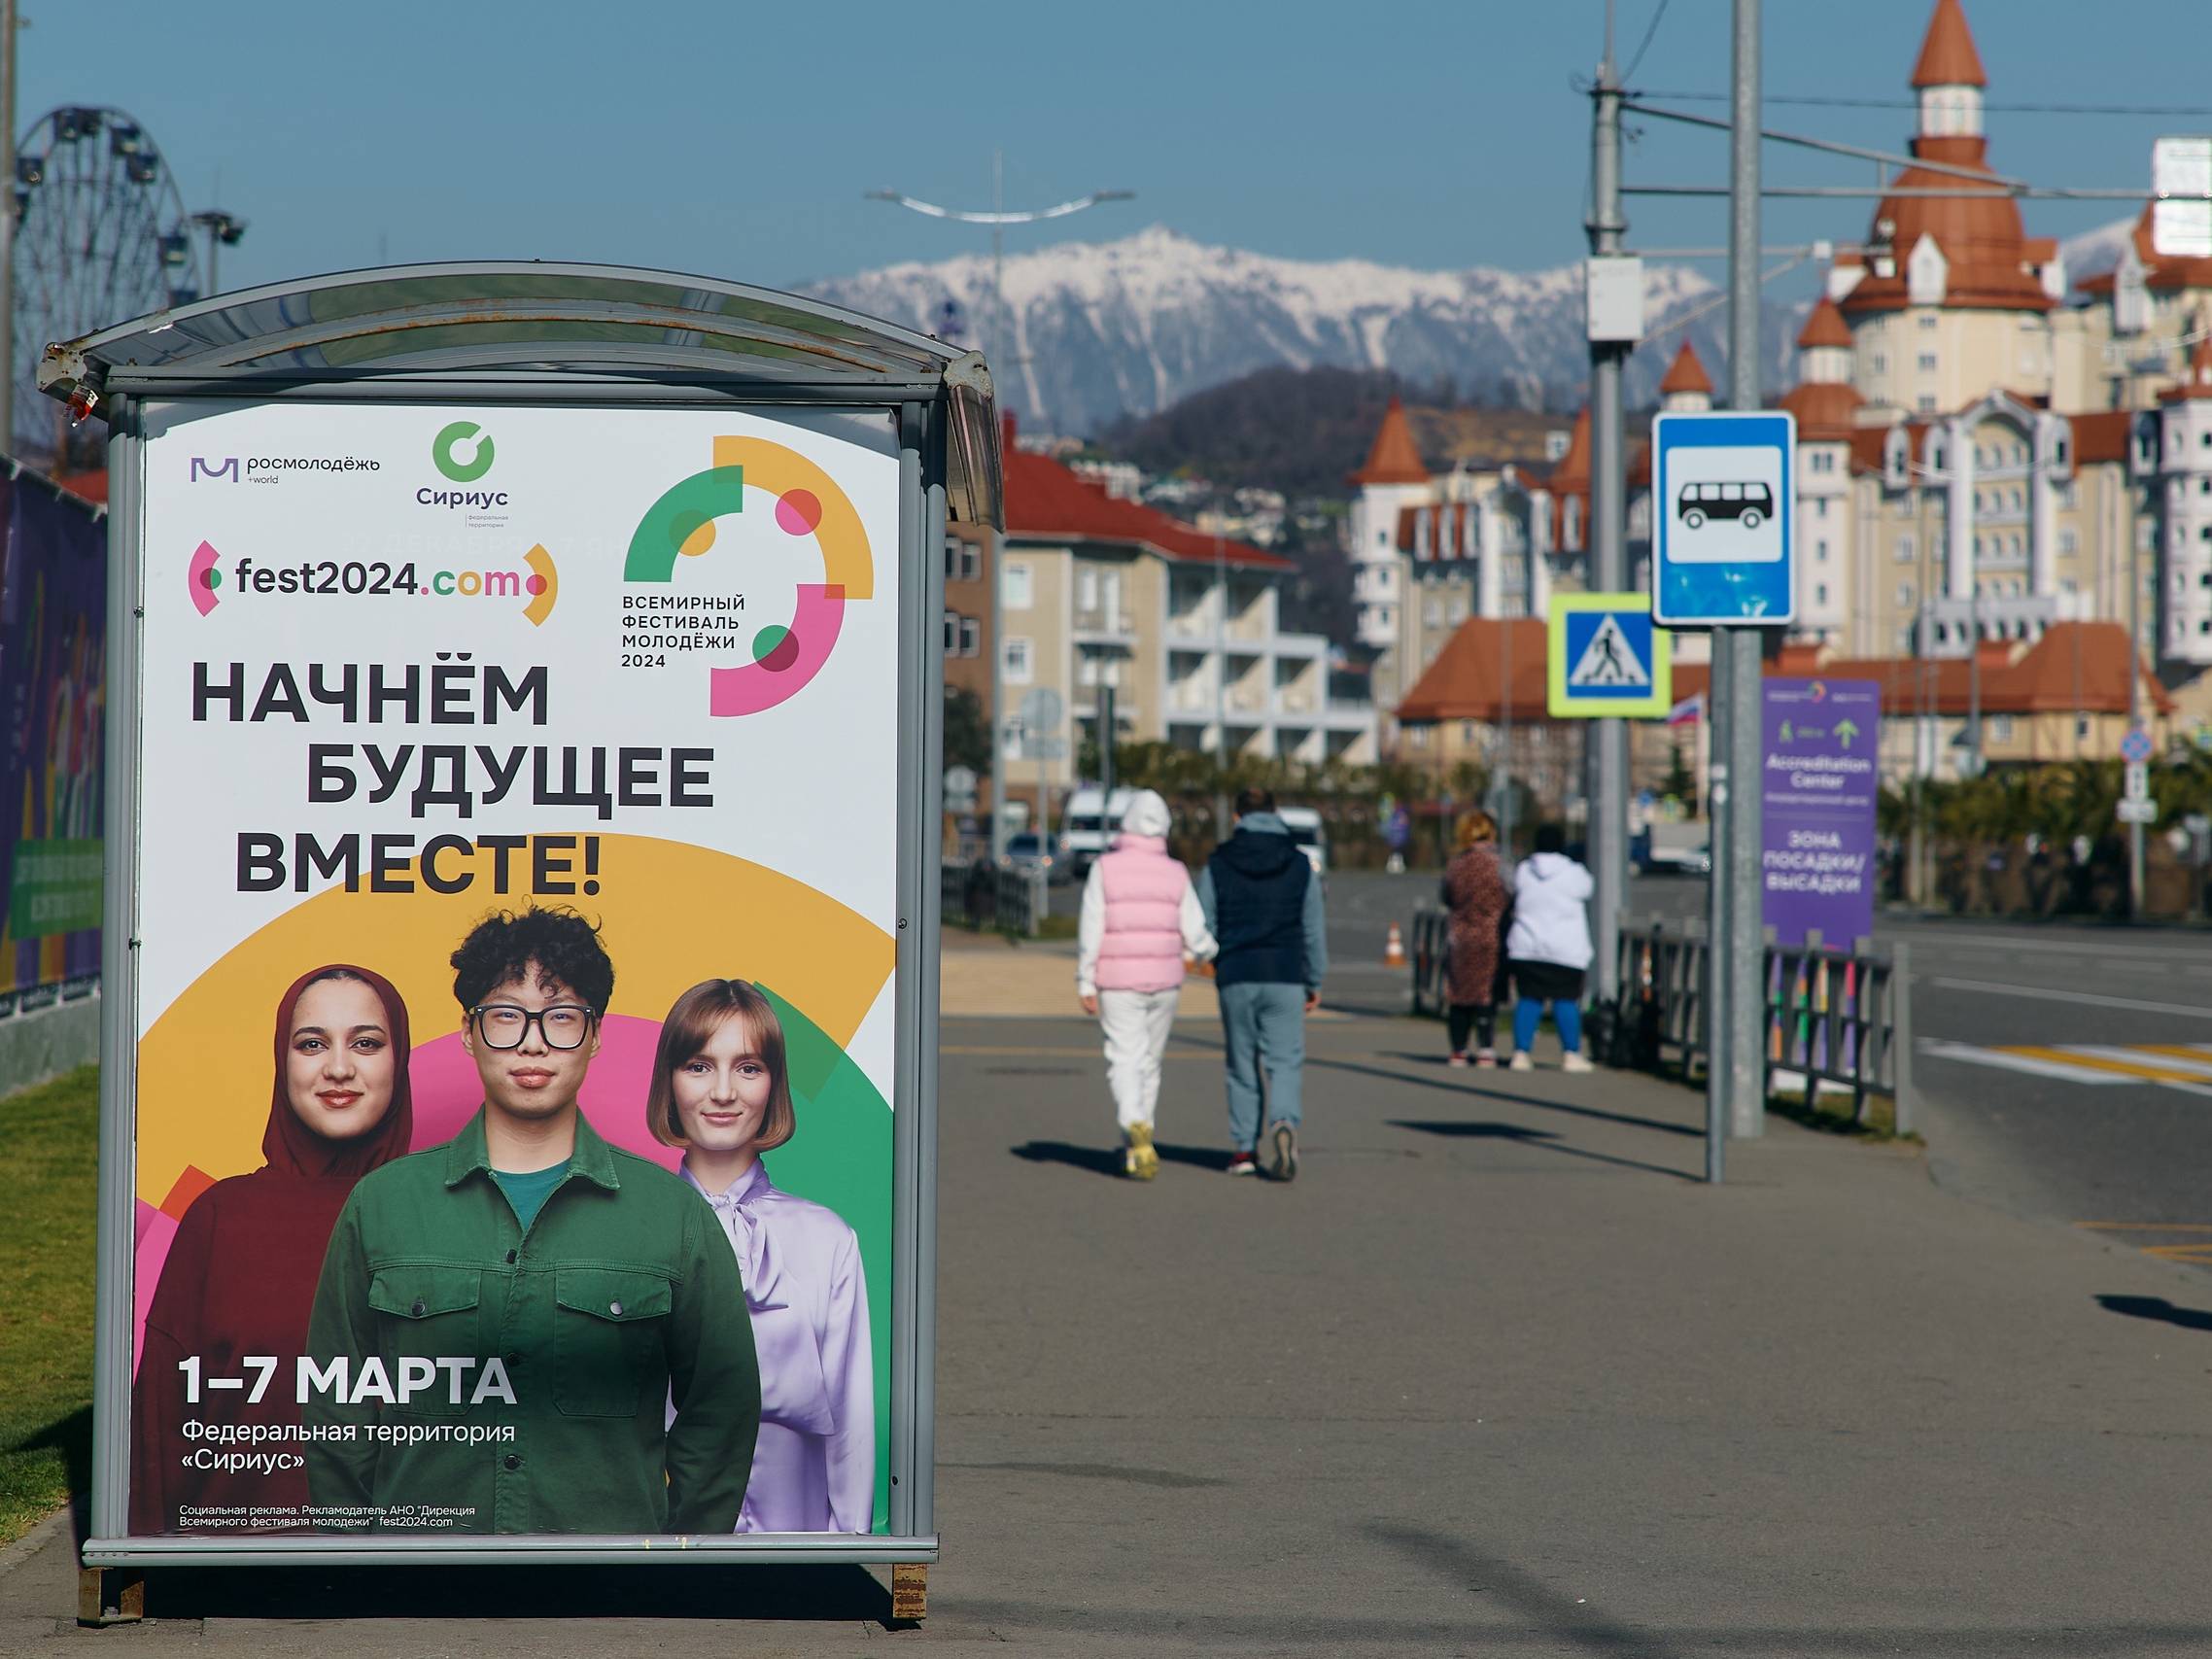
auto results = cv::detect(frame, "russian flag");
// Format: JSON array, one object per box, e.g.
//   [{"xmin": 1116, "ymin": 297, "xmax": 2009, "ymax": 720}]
[{"xmin": 1665, "ymin": 691, "xmax": 1705, "ymax": 727}]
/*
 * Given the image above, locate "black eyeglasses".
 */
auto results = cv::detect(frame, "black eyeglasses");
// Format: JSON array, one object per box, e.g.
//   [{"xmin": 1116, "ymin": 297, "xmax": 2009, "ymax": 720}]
[{"xmin": 470, "ymin": 1004, "xmax": 596, "ymax": 1051}]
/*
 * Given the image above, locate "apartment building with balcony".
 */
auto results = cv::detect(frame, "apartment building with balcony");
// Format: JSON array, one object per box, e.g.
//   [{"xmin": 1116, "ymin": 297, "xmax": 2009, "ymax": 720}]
[{"xmin": 996, "ymin": 420, "xmax": 1374, "ymax": 822}]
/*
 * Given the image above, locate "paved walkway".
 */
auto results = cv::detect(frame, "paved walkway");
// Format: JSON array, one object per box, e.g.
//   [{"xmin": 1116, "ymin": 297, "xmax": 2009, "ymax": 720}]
[{"xmin": 10, "ymin": 1002, "xmax": 2212, "ymax": 1654}]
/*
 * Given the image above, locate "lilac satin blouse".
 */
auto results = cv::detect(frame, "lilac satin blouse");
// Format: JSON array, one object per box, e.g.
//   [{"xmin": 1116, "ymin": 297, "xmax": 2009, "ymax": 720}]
[{"xmin": 681, "ymin": 1159, "xmax": 875, "ymax": 1533}]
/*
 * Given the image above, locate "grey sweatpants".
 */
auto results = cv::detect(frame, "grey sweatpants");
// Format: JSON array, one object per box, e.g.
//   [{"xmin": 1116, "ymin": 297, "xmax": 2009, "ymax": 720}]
[{"xmin": 1219, "ymin": 981, "xmax": 1306, "ymax": 1151}]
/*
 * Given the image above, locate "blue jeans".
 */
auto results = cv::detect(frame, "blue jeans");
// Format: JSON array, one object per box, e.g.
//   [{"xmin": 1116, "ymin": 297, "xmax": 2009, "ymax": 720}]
[
  {"xmin": 1513, "ymin": 996, "xmax": 1583, "ymax": 1055},
  {"xmin": 1219, "ymin": 981, "xmax": 1306, "ymax": 1151}
]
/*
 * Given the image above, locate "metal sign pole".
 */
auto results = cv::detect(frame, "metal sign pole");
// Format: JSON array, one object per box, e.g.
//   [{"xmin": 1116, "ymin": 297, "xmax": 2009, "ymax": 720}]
[
  {"xmin": 1586, "ymin": 13, "xmax": 1630, "ymax": 1034},
  {"xmin": 1717, "ymin": 0, "xmax": 1767, "ymax": 1144}
]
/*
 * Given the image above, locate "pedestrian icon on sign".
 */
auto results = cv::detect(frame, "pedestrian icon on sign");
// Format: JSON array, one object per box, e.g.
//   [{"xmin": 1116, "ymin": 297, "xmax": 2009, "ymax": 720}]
[
  {"xmin": 1567, "ymin": 614, "xmax": 1650, "ymax": 689},
  {"xmin": 1546, "ymin": 594, "xmax": 1672, "ymax": 718}
]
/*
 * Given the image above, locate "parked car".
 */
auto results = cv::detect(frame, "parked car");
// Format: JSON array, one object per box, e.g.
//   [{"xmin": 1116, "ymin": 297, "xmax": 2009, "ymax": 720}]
[
  {"xmin": 1632, "ymin": 824, "xmax": 1712, "ymax": 876},
  {"xmin": 1058, "ymin": 786, "xmax": 1137, "ymax": 877},
  {"xmin": 998, "ymin": 831, "xmax": 1071, "ymax": 883},
  {"xmin": 1276, "ymin": 806, "xmax": 1330, "ymax": 877}
]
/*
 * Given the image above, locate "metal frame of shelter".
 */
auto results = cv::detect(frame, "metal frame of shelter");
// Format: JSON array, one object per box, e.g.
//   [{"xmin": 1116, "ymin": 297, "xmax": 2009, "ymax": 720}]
[{"xmin": 44, "ymin": 262, "xmax": 1000, "ymax": 1606}]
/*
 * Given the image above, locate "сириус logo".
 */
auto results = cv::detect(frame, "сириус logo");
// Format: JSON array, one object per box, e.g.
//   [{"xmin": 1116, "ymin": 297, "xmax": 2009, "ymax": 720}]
[
  {"xmin": 624, "ymin": 435, "xmax": 871, "ymax": 717},
  {"xmin": 432, "ymin": 421, "xmax": 496, "ymax": 483},
  {"xmin": 190, "ymin": 457, "xmax": 239, "ymax": 484}
]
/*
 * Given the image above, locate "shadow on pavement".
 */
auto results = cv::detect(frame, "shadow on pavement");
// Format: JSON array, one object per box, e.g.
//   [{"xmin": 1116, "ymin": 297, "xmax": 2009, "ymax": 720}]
[
  {"xmin": 1365, "ymin": 1520, "xmax": 1683, "ymax": 1658},
  {"xmin": 1011, "ymin": 1138, "xmax": 1227, "ymax": 1176},
  {"xmin": 2096, "ymin": 1294, "xmax": 2212, "ymax": 1332},
  {"xmin": 1389, "ymin": 1120, "xmax": 1700, "ymax": 1184},
  {"xmin": 1361, "ymin": 1052, "xmax": 1704, "ymax": 1140},
  {"xmin": 135, "ymin": 1562, "xmax": 892, "ymax": 1624}
]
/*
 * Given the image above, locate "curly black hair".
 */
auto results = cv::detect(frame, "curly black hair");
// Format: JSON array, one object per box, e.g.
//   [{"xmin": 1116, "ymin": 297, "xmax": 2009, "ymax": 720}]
[{"xmin": 449, "ymin": 907, "xmax": 614, "ymax": 1014}]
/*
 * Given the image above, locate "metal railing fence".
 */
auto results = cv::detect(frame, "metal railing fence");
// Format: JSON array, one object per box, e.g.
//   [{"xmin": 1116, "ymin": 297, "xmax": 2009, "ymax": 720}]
[
  {"xmin": 1409, "ymin": 903, "xmax": 1913, "ymax": 1133},
  {"xmin": 942, "ymin": 859, "xmax": 1047, "ymax": 938}
]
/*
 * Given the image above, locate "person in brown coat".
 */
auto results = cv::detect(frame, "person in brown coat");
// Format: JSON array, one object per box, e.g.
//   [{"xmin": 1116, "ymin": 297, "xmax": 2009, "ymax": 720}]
[{"xmin": 1440, "ymin": 811, "xmax": 1510, "ymax": 1067}]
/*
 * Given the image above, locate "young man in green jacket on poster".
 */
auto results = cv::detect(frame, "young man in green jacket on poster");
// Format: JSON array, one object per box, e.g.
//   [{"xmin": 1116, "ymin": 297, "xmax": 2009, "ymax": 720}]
[{"xmin": 304, "ymin": 908, "xmax": 759, "ymax": 1535}]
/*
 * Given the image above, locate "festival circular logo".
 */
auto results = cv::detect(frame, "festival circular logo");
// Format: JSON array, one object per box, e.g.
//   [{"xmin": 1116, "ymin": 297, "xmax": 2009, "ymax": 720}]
[{"xmin": 623, "ymin": 436, "xmax": 873, "ymax": 716}]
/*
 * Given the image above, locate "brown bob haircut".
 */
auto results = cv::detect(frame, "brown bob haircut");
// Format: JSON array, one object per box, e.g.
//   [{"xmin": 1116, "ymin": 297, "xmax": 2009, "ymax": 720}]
[{"xmin": 646, "ymin": 979, "xmax": 796, "ymax": 1153}]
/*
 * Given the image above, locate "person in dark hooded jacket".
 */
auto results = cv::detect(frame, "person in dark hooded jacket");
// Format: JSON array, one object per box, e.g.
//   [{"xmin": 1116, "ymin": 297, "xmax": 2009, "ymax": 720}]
[
  {"xmin": 130, "ymin": 964, "xmax": 415, "ymax": 1534},
  {"xmin": 1195, "ymin": 788, "xmax": 1329, "ymax": 1181}
]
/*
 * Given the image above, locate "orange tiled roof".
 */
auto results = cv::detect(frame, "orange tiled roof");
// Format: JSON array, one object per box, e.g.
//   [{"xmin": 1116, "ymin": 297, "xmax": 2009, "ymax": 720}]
[
  {"xmin": 1395, "ymin": 500, "xmax": 1480, "ymax": 560},
  {"xmin": 1910, "ymin": 0, "xmax": 1987, "ymax": 88},
  {"xmin": 1778, "ymin": 381, "xmax": 1866, "ymax": 443},
  {"xmin": 1349, "ymin": 395, "xmax": 1432, "ymax": 486},
  {"xmin": 2068, "ymin": 409, "xmax": 2134, "ymax": 466},
  {"xmin": 1658, "ymin": 339, "xmax": 1713, "ymax": 397},
  {"xmin": 2158, "ymin": 330, "xmax": 2212, "ymax": 402},
  {"xmin": 1841, "ymin": 135, "xmax": 2054, "ymax": 316},
  {"xmin": 1395, "ymin": 617, "xmax": 1553, "ymax": 724},
  {"xmin": 1669, "ymin": 622, "xmax": 2168, "ymax": 717},
  {"xmin": 1796, "ymin": 295, "xmax": 1853, "ymax": 350},
  {"xmin": 1001, "ymin": 419, "xmax": 1288, "ymax": 570}
]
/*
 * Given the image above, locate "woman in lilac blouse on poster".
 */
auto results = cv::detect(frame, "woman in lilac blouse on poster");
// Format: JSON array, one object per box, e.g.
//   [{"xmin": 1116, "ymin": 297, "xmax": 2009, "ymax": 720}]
[{"xmin": 649, "ymin": 978, "xmax": 875, "ymax": 1534}]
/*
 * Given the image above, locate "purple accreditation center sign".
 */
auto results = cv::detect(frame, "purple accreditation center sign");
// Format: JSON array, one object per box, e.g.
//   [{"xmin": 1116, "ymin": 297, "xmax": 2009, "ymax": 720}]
[{"xmin": 1761, "ymin": 677, "xmax": 1880, "ymax": 947}]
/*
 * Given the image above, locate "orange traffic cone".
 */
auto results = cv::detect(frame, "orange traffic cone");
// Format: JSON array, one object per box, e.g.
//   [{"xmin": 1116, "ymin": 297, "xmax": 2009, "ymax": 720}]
[{"xmin": 1384, "ymin": 922, "xmax": 1406, "ymax": 969}]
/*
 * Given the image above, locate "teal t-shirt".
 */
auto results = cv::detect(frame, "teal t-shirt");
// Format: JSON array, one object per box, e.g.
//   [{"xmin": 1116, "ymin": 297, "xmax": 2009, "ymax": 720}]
[{"xmin": 490, "ymin": 1159, "xmax": 571, "ymax": 1232}]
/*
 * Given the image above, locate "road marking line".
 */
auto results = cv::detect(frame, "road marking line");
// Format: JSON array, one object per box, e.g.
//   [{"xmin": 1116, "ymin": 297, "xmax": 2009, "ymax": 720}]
[
  {"xmin": 2071, "ymin": 1045, "xmax": 2212, "ymax": 1080},
  {"xmin": 2159, "ymin": 1080, "xmax": 2212, "ymax": 1100},
  {"xmin": 2077, "ymin": 1222, "xmax": 2212, "ymax": 1232},
  {"xmin": 1928, "ymin": 978, "xmax": 2212, "ymax": 1019},
  {"xmin": 1998, "ymin": 1046, "xmax": 2212, "ymax": 1085},
  {"xmin": 2130, "ymin": 1043, "xmax": 2212, "ymax": 1067},
  {"xmin": 1917, "ymin": 1039, "xmax": 2127, "ymax": 1083}
]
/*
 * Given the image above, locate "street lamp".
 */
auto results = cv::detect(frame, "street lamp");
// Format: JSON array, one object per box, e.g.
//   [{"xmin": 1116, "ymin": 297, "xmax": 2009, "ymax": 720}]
[
  {"xmin": 865, "ymin": 156, "xmax": 1132, "ymax": 380},
  {"xmin": 867, "ymin": 158, "xmax": 1132, "ymax": 865},
  {"xmin": 188, "ymin": 208, "xmax": 247, "ymax": 296}
]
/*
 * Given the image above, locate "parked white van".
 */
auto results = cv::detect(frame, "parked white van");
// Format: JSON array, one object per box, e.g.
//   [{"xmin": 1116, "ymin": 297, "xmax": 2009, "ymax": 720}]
[
  {"xmin": 1058, "ymin": 786, "xmax": 1136, "ymax": 876},
  {"xmin": 1276, "ymin": 806, "xmax": 1329, "ymax": 877}
]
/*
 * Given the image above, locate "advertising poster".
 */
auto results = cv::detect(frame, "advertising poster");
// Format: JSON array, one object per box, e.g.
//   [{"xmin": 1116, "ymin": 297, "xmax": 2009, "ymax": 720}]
[
  {"xmin": 1760, "ymin": 677, "xmax": 1880, "ymax": 948},
  {"xmin": 0, "ymin": 476, "xmax": 107, "ymax": 993},
  {"xmin": 125, "ymin": 402, "xmax": 899, "ymax": 1539}
]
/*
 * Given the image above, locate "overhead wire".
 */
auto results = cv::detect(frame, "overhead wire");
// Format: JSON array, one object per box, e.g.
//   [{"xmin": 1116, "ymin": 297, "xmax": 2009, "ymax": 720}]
[{"xmin": 1633, "ymin": 90, "xmax": 2212, "ymax": 118}]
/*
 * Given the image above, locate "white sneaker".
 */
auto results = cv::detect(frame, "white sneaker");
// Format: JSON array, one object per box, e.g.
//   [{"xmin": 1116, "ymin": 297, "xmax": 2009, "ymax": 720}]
[
  {"xmin": 1561, "ymin": 1053, "xmax": 1595, "ymax": 1074},
  {"xmin": 1508, "ymin": 1052, "xmax": 1534, "ymax": 1072}
]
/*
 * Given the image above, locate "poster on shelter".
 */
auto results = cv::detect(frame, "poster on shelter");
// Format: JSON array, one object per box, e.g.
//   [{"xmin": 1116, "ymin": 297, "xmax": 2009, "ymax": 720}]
[
  {"xmin": 124, "ymin": 402, "xmax": 898, "ymax": 1539},
  {"xmin": 0, "ymin": 477, "xmax": 107, "ymax": 993},
  {"xmin": 1760, "ymin": 676, "xmax": 1879, "ymax": 948}
]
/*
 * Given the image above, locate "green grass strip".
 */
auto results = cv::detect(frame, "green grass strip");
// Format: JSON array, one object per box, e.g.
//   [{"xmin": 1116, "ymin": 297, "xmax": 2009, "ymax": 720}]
[{"xmin": 0, "ymin": 1063, "xmax": 97, "ymax": 1544}]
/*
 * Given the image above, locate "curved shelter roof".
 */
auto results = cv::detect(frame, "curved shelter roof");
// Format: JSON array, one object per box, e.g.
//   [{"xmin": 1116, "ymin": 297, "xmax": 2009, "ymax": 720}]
[{"xmin": 36, "ymin": 260, "xmax": 1002, "ymax": 525}]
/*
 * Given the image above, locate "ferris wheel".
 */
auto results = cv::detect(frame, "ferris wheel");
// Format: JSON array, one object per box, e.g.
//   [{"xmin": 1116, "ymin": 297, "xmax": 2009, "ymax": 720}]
[{"xmin": 11, "ymin": 105, "xmax": 206, "ymax": 465}]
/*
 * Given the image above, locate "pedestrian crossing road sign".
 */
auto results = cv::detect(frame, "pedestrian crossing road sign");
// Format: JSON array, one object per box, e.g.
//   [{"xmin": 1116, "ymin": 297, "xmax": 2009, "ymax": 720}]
[{"xmin": 1546, "ymin": 593, "xmax": 1672, "ymax": 718}]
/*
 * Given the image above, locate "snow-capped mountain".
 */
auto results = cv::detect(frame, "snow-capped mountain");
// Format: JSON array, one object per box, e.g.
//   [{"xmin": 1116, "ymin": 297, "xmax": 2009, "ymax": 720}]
[
  {"xmin": 2059, "ymin": 214, "xmax": 2139, "ymax": 290},
  {"xmin": 805, "ymin": 225, "xmax": 1802, "ymax": 435}
]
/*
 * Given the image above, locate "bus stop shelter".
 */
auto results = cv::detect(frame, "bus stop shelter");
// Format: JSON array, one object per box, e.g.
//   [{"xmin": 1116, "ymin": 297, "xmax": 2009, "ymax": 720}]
[{"xmin": 44, "ymin": 264, "xmax": 997, "ymax": 1621}]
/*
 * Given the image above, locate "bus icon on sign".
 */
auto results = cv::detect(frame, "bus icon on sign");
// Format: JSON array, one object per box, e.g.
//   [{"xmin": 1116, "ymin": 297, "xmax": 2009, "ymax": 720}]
[{"xmin": 1677, "ymin": 480, "xmax": 1772, "ymax": 531}]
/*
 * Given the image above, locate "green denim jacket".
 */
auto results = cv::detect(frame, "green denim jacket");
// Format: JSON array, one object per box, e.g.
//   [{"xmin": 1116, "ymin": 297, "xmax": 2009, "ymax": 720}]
[{"xmin": 303, "ymin": 1108, "xmax": 759, "ymax": 1535}]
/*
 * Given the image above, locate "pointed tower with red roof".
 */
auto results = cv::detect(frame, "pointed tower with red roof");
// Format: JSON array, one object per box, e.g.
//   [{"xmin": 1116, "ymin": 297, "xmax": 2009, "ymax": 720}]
[
  {"xmin": 1346, "ymin": 395, "xmax": 1436, "ymax": 654},
  {"xmin": 1658, "ymin": 340, "xmax": 1714, "ymax": 413}
]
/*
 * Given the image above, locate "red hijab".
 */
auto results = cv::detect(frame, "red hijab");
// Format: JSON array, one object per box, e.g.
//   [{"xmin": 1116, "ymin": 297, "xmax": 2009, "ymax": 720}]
[
  {"xmin": 131, "ymin": 963, "xmax": 415, "ymax": 1533},
  {"xmin": 259, "ymin": 964, "xmax": 415, "ymax": 1177}
]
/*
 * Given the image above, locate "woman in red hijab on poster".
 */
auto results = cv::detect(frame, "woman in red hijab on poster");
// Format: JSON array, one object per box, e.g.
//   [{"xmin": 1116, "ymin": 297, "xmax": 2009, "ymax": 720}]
[{"xmin": 130, "ymin": 965, "xmax": 414, "ymax": 1535}]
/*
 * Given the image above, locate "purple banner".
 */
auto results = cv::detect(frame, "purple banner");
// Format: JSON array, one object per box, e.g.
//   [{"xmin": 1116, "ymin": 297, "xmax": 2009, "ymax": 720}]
[
  {"xmin": 1761, "ymin": 677, "xmax": 1879, "ymax": 948},
  {"xmin": 0, "ymin": 475, "xmax": 108, "ymax": 991}
]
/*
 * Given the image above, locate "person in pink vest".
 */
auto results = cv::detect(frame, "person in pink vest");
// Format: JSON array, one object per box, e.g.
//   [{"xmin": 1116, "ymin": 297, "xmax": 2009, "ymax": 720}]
[{"xmin": 1077, "ymin": 788, "xmax": 1218, "ymax": 1179}]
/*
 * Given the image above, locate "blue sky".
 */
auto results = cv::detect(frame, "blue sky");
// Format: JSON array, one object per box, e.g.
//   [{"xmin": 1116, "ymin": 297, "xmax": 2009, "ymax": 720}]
[{"xmin": 20, "ymin": 0, "xmax": 2209, "ymax": 294}]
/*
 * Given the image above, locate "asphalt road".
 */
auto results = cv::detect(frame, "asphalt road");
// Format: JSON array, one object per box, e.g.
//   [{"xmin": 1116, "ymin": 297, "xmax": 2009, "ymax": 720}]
[{"xmin": 1326, "ymin": 867, "xmax": 2212, "ymax": 1259}]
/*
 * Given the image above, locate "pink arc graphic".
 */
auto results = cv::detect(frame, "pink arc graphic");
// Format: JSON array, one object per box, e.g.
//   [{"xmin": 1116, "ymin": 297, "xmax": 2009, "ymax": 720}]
[
  {"xmin": 710, "ymin": 584, "xmax": 847, "ymax": 717},
  {"xmin": 187, "ymin": 541, "xmax": 221, "ymax": 616}
]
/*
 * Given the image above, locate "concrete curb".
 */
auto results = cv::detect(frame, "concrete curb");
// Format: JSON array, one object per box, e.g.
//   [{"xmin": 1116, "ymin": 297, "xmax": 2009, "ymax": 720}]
[{"xmin": 0, "ymin": 1499, "xmax": 78, "ymax": 1585}]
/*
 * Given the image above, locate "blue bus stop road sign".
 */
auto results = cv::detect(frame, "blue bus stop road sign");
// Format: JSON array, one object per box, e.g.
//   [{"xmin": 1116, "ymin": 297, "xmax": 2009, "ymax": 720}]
[
  {"xmin": 1652, "ymin": 409, "xmax": 1796, "ymax": 626},
  {"xmin": 1547, "ymin": 593, "xmax": 1671, "ymax": 718}
]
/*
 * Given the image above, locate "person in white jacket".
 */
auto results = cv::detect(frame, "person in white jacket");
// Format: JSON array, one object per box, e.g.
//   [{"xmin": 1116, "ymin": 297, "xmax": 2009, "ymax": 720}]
[
  {"xmin": 1504, "ymin": 823, "xmax": 1595, "ymax": 1073},
  {"xmin": 1076, "ymin": 790, "xmax": 1217, "ymax": 1178}
]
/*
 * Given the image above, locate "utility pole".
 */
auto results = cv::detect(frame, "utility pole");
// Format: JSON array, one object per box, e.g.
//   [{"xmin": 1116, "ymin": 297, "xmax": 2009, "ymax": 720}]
[
  {"xmin": 0, "ymin": 0, "xmax": 17, "ymax": 456},
  {"xmin": 1585, "ymin": 1, "xmax": 1630, "ymax": 1046},
  {"xmin": 2128, "ymin": 501, "xmax": 2145, "ymax": 916},
  {"xmin": 1213, "ymin": 530, "xmax": 1231, "ymax": 843},
  {"xmin": 1711, "ymin": 0, "xmax": 1767, "ymax": 1154}
]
